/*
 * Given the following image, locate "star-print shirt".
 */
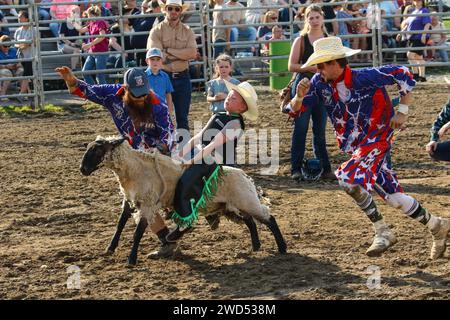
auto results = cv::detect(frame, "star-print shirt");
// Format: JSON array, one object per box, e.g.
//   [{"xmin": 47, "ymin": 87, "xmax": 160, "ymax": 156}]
[
  {"xmin": 72, "ymin": 80, "xmax": 174, "ymax": 151},
  {"xmin": 284, "ymin": 65, "xmax": 416, "ymax": 154}
]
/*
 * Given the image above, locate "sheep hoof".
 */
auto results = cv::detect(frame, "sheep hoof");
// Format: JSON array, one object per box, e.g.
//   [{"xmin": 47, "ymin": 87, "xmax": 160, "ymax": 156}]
[
  {"xmin": 126, "ymin": 258, "xmax": 137, "ymax": 267},
  {"xmin": 252, "ymin": 242, "xmax": 261, "ymax": 252},
  {"xmin": 104, "ymin": 248, "xmax": 115, "ymax": 256}
]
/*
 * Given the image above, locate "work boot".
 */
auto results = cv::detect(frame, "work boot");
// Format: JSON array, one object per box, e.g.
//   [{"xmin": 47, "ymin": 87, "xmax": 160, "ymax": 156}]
[
  {"xmin": 366, "ymin": 225, "xmax": 397, "ymax": 257},
  {"xmin": 428, "ymin": 217, "xmax": 450, "ymax": 260},
  {"xmin": 321, "ymin": 171, "xmax": 337, "ymax": 181},
  {"xmin": 205, "ymin": 214, "xmax": 220, "ymax": 230},
  {"xmin": 147, "ymin": 242, "xmax": 179, "ymax": 260},
  {"xmin": 165, "ymin": 226, "xmax": 193, "ymax": 243}
]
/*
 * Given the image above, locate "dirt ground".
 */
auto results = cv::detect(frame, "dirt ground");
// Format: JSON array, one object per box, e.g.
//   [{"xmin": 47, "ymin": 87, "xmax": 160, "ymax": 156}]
[{"xmin": 0, "ymin": 83, "xmax": 449, "ymax": 300}]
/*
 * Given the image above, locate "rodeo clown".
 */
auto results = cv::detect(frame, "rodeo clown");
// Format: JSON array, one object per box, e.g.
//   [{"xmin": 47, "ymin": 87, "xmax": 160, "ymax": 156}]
[
  {"xmin": 162, "ymin": 81, "xmax": 259, "ymax": 243},
  {"xmin": 281, "ymin": 37, "xmax": 450, "ymax": 259},
  {"xmin": 56, "ymin": 66, "xmax": 180, "ymax": 258}
]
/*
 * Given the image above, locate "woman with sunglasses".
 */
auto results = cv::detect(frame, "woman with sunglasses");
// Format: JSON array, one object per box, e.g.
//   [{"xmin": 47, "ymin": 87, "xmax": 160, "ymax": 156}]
[{"xmin": 56, "ymin": 66, "xmax": 180, "ymax": 259}]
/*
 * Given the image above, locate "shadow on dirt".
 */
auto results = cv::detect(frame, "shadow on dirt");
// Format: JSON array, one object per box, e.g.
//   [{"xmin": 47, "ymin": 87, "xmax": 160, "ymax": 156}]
[{"xmin": 173, "ymin": 252, "xmax": 364, "ymax": 298}]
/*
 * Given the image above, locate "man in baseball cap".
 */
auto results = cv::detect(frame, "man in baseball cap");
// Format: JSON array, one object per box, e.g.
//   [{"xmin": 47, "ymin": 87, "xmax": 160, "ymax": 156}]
[
  {"xmin": 124, "ymin": 67, "xmax": 151, "ymax": 97},
  {"xmin": 56, "ymin": 65, "xmax": 179, "ymax": 259}
]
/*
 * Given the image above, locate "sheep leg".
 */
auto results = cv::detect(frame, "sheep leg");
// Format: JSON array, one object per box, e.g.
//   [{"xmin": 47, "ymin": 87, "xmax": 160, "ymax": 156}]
[
  {"xmin": 260, "ymin": 215, "xmax": 287, "ymax": 254},
  {"xmin": 105, "ymin": 200, "xmax": 132, "ymax": 255},
  {"xmin": 242, "ymin": 216, "xmax": 261, "ymax": 251},
  {"xmin": 127, "ymin": 217, "xmax": 148, "ymax": 266}
]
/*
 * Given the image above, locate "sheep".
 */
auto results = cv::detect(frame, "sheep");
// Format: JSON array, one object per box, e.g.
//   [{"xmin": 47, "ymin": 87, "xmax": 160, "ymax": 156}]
[{"xmin": 80, "ymin": 136, "xmax": 287, "ymax": 265}]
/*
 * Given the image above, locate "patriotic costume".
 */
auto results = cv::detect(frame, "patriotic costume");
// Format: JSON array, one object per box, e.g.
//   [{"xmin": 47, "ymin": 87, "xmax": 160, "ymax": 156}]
[
  {"xmin": 73, "ymin": 80, "xmax": 174, "ymax": 151},
  {"xmin": 288, "ymin": 64, "xmax": 414, "ymax": 197},
  {"xmin": 282, "ymin": 37, "xmax": 450, "ymax": 259}
]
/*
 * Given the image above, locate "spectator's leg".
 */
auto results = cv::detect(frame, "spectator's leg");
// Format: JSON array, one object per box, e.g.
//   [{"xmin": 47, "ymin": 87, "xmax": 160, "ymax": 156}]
[
  {"xmin": 437, "ymin": 46, "xmax": 449, "ymax": 63},
  {"xmin": 170, "ymin": 75, "xmax": 192, "ymax": 133},
  {"xmin": 94, "ymin": 54, "xmax": 108, "ymax": 84},
  {"xmin": 20, "ymin": 62, "xmax": 31, "ymax": 94},
  {"xmin": 213, "ymin": 39, "xmax": 226, "ymax": 58},
  {"xmin": 63, "ymin": 45, "xmax": 81, "ymax": 70},
  {"xmin": 0, "ymin": 69, "xmax": 12, "ymax": 98},
  {"xmin": 290, "ymin": 106, "xmax": 312, "ymax": 176},
  {"xmin": 48, "ymin": 22, "xmax": 60, "ymax": 39},
  {"xmin": 311, "ymin": 101, "xmax": 331, "ymax": 174},
  {"xmin": 82, "ymin": 55, "xmax": 96, "ymax": 85},
  {"xmin": 430, "ymin": 141, "xmax": 450, "ymax": 162},
  {"xmin": 230, "ymin": 27, "xmax": 238, "ymax": 43}
]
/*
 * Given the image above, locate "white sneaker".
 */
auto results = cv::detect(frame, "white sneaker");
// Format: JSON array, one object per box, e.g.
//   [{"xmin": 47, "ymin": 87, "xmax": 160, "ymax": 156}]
[
  {"xmin": 429, "ymin": 218, "xmax": 450, "ymax": 260},
  {"xmin": 366, "ymin": 227, "xmax": 397, "ymax": 257}
]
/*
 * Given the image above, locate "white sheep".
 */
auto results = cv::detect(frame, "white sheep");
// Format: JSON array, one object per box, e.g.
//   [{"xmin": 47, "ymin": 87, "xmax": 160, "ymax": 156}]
[{"xmin": 80, "ymin": 136, "xmax": 287, "ymax": 265}]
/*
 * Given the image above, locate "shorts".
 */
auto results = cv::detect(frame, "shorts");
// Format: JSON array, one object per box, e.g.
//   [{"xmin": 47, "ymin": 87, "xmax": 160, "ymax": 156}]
[
  {"xmin": 408, "ymin": 39, "xmax": 425, "ymax": 56},
  {"xmin": 335, "ymin": 141, "xmax": 403, "ymax": 198},
  {"xmin": 22, "ymin": 61, "xmax": 32, "ymax": 77}
]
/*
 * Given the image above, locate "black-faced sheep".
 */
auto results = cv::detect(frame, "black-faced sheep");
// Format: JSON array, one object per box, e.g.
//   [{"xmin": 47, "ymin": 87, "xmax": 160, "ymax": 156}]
[{"xmin": 80, "ymin": 136, "xmax": 287, "ymax": 265}]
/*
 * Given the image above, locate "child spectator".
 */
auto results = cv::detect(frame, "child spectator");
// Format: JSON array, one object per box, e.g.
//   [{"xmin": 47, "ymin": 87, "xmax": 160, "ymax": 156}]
[
  {"xmin": 205, "ymin": 54, "xmax": 240, "ymax": 114},
  {"xmin": 144, "ymin": 47, "xmax": 174, "ymax": 116},
  {"xmin": 77, "ymin": 6, "xmax": 109, "ymax": 84},
  {"xmin": 58, "ymin": 5, "xmax": 81, "ymax": 70},
  {"xmin": 0, "ymin": 35, "xmax": 24, "ymax": 101},
  {"xmin": 14, "ymin": 10, "xmax": 32, "ymax": 101},
  {"xmin": 257, "ymin": 11, "xmax": 278, "ymax": 40}
]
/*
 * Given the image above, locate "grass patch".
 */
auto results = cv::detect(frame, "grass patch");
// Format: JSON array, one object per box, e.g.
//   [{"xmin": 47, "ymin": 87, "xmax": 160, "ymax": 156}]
[{"xmin": 0, "ymin": 103, "xmax": 93, "ymax": 117}]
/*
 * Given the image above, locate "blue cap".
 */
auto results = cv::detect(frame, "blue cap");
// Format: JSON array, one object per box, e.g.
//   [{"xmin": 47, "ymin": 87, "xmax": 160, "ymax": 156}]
[
  {"xmin": 146, "ymin": 47, "xmax": 163, "ymax": 59},
  {"xmin": 124, "ymin": 68, "xmax": 150, "ymax": 97}
]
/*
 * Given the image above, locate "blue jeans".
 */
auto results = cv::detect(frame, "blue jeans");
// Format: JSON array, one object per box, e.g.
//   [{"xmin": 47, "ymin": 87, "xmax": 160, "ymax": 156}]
[
  {"xmin": 290, "ymin": 73, "xmax": 331, "ymax": 173},
  {"xmin": 214, "ymin": 39, "xmax": 226, "ymax": 58},
  {"xmin": 436, "ymin": 44, "xmax": 449, "ymax": 62},
  {"xmin": 48, "ymin": 22, "xmax": 60, "ymax": 38},
  {"xmin": 230, "ymin": 26, "xmax": 257, "ymax": 44},
  {"xmin": 169, "ymin": 72, "xmax": 192, "ymax": 133},
  {"xmin": 83, "ymin": 54, "xmax": 108, "ymax": 84},
  {"xmin": 431, "ymin": 140, "xmax": 450, "ymax": 162}
]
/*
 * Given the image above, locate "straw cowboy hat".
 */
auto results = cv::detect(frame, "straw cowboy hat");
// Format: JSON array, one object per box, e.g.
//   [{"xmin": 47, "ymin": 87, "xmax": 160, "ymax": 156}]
[
  {"xmin": 224, "ymin": 80, "xmax": 258, "ymax": 121},
  {"xmin": 302, "ymin": 36, "xmax": 361, "ymax": 68},
  {"xmin": 159, "ymin": 0, "xmax": 191, "ymax": 13}
]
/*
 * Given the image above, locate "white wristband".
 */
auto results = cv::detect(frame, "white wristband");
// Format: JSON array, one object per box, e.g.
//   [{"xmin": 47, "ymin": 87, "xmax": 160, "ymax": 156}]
[{"xmin": 396, "ymin": 103, "xmax": 409, "ymax": 115}]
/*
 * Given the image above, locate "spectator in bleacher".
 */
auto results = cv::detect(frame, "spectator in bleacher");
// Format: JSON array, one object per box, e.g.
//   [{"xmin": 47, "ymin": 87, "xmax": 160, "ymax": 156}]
[
  {"xmin": 0, "ymin": 35, "xmax": 23, "ymax": 101},
  {"xmin": 310, "ymin": 0, "xmax": 338, "ymax": 36},
  {"xmin": 108, "ymin": 8, "xmax": 134, "ymax": 70},
  {"xmin": 350, "ymin": 2, "xmax": 370, "ymax": 62},
  {"xmin": 0, "ymin": 0, "xmax": 18, "ymax": 17},
  {"xmin": 131, "ymin": 0, "xmax": 163, "ymax": 67},
  {"xmin": 206, "ymin": 53, "xmax": 240, "ymax": 114},
  {"xmin": 147, "ymin": 0, "xmax": 197, "ymax": 133},
  {"xmin": 124, "ymin": 0, "xmax": 142, "ymax": 15},
  {"xmin": 14, "ymin": 10, "xmax": 32, "ymax": 100},
  {"xmin": 36, "ymin": 1, "xmax": 53, "ymax": 29},
  {"xmin": 211, "ymin": 0, "xmax": 229, "ymax": 58},
  {"xmin": 0, "ymin": 11, "xmax": 10, "ymax": 37},
  {"xmin": 223, "ymin": 0, "xmax": 257, "ymax": 54},
  {"xmin": 426, "ymin": 99, "xmax": 450, "ymax": 162},
  {"xmin": 58, "ymin": 5, "xmax": 81, "ymax": 71},
  {"xmin": 332, "ymin": 0, "xmax": 352, "ymax": 48},
  {"xmin": 428, "ymin": 13, "xmax": 448, "ymax": 63},
  {"xmin": 50, "ymin": 0, "xmax": 72, "ymax": 40},
  {"xmin": 245, "ymin": 0, "xmax": 275, "ymax": 25},
  {"xmin": 145, "ymin": 47, "xmax": 174, "ymax": 116},
  {"xmin": 287, "ymin": 4, "xmax": 334, "ymax": 181},
  {"xmin": 77, "ymin": 6, "xmax": 109, "ymax": 85},
  {"xmin": 257, "ymin": 10, "xmax": 278, "ymax": 40},
  {"xmin": 405, "ymin": 0, "xmax": 431, "ymax": 82},
  {"xmin": 261, "ymin": 24, "xmax": 286, "ymax": 53}
]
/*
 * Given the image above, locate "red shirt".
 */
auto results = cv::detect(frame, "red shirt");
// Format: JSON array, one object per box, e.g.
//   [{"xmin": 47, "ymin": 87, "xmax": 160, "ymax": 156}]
[{"xmin": 88, "ymin": 20, "xmax": 109, "ymax": 53}]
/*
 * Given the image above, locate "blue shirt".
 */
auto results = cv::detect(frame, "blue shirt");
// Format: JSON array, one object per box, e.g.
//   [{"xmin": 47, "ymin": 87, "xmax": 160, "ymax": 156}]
[
  {"xmin": 144, "ymin": 68, "xmax": 174, "ymax": 104},
  {"xmin": 206, "ymin": 77, "xmax": 240, "ymax": 113},
  {"xmin": 0, "ymin": 47, "xmax": 18, "ymax": 62},
  {"xmin": 73, "ymin": 80, "xmax": 174, "ymax": 151}
]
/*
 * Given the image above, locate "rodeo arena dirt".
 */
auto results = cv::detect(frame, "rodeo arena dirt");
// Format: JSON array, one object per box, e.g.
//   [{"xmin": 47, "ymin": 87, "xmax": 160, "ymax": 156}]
[{"xmin": 0, "ymin": 0, "xmax": 450, "ymax": 302}]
